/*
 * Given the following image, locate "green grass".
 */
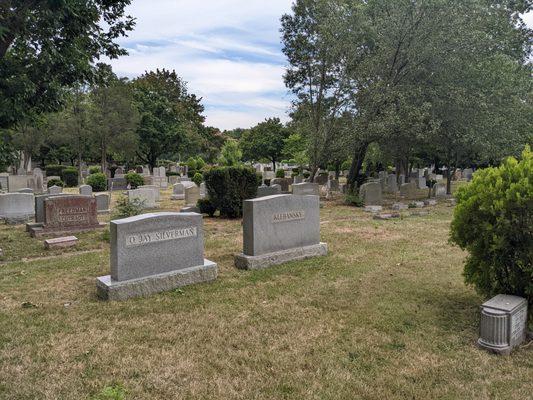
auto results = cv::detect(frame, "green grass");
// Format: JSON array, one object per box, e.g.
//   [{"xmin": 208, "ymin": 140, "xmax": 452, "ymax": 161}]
[{"xmin": 0, "ymin": 189, "xmax": 531, "ymax": 399}]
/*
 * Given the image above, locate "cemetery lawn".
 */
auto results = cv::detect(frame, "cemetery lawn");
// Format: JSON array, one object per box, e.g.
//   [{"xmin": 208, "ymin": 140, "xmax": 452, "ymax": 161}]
[{"xmin": 0, "ymin": 196, "xmax": 531, "ymax": 399}]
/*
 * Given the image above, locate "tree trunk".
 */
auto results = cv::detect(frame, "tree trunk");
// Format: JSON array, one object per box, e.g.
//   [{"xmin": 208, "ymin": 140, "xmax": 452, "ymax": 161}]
[
  {"xmin": 335, "ymin": 161, "xmax": 341, "ymax": 180},
  {"xmin": 446, "ymin": 167, "xmax": 455, "ymax": 195},
  {"xmin": 272, "ymin": 159, "xmax": 276, "ymax": 172},
  {"xmin": 309, "ymin": 166, "xmax": 318, "ymax": 183},
  {"xmin": 347, "ymin": 142, "xmax": 369, "ymax": 194}
]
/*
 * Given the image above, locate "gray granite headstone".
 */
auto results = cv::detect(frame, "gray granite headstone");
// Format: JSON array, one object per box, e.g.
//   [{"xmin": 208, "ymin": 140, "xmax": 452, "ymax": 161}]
[
  {"xmin": 79, "ymin": 185, "xmax": 92, "ymax": 196},
  {"xmin": 48, "ymin": 185, "xmax": 62, "ymax": 195},
  {"xmin": 292, "ymin": 182, "xmax": 319, "ymax": 196},
  {"xmin": 128, "ymin": 188, "xmax": 156, "ymax": 208},
  {"xmin": 234, "ymin": 194, "xmax": 327, "ymax": 270},
  {"xmin": 359, "ymin": 182, "xmax": 382, "ymax": 205},
  {"xmin": 96, "ymin": 212, "xmax": 217, "ymax": 300},
  {"xmin": 95, "ymin": 193, "xmax": 110, "ymax": 213},
  {"xmin": 463, "ymin": 168, "xmax": 473, "ymax": 181},
  {"xmin": 386, "ymin": 175, "xmax": 398, "ymax": 193},
  {"xmin": 257, "ymin": 184, "xmax": 281, "ymax": 198},
  {"xmin": 432, "ymin": 183, "xmax": 447, "ymax": 197},
  {"xmin": 400, "ymin": 182, "xmax": 417, "ymax": 198},
  {"xmin": 0, "ymin": 193, "xmax": 34, "ymax": 224},
  {"xmin": 185, "ymin": 184, "xmax": 200, "ymax": 206},
  {"xmin": 17, "ymin": 188, "xmax": 33, "ymax": 194},
  {"xmin": 139, "ymin": 185, "xmax": 160, "ymax": 202}
]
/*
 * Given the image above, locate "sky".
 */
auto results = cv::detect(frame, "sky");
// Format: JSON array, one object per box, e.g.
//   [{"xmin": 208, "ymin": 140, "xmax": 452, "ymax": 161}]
[
  {"xmin": 109, "ymin": 2, "xmax": 533, "ymax": 131},
  {"xmin": 108, "ymin": 0, "xmax": 294, "ymax": 131}
]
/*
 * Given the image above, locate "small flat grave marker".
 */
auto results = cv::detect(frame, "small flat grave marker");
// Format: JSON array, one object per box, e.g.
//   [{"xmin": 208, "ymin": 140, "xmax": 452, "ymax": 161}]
[{"xmin": 44, "ymin": 236, "xmax": 78, "ymax": 249}]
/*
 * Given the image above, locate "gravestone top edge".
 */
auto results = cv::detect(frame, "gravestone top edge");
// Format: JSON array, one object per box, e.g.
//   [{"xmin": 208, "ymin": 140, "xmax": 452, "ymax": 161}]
[{"xmin": 111, "ymin": 211, "xmax": 200, "ymax": 225}]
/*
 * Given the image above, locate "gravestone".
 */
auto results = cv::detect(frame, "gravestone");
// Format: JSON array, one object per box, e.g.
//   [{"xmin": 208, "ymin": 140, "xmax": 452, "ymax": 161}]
[
  {"xmin": 328, "ymin": 179, "xmax": 339, "ymax": 192},
  {"xmin": 95, "ymin": 193, "xmax": 110, "ymax": 214},
  {"xmin": 28, "ymin": 195, "xmax": 105, "ymax": 237},
  {"xmin": 257, "ymin": 184, "xmax": 281, "ymax": 198},
  {"xmin": 0, "ymin": 193, "xmax": 34, "ymax": 224},
  {"xmin": 399, "ymin": 174, "xmax": 406, "ymax": 185},
  {"xmin": 392, "ymin": 203, "xmax": 408, "ymax": 211},
  {"xmin": 139, "ymin": 185, "xmax": 160, "ymax": 202},
  {"xmin": 478, "ymin": 295, "xmax": 528, "ymax": 355},
  {"xmin": 417, "ymin": 177, "xmax": 427, "ymax": 189},
  {"xmin": 32, "ymin": 168, "xmax": 44, "ymax": 193},
  {"xmin": 0, "ymin": 173, "xmax": 8, "ymax": 191},
  {"xmin": 400, "ymin": 182, "xmax": 417, "ymax": 198},
  {"xmin": 168, "ymin": 176, "xmax": 179, "ymax": 185},
  {"xmin": 114, "ymin": 167, "xmax": 125, "ymax": 178},
  {"xmin": 107, "ymin": 177, "xmax": 128, "ymax": 191},
  {"xmin": 293, "ymin": 175, "xmax": 304, "ymax": 184},
  {"xmin": 234, "ymin": 194, "xmax": 327, "ymax": 270},
  {"xmin": 44, "ymin": 236, "xmax": 78, "ymax": 249},
  {"xmin": 185, "ymin": 184, "xmax": 200, "ymax": 206},
  {"xmin": 128, "ymin": 188, "xmax": 156, "ymax": 209},
  {"xmin": 432, "ymin": 183, "xmax": 447, "ymax": 198},
  {"xmin": 17, "ymin": 188, "xmax": 33, "ymax": 194},
  {"xmin": 386, "ymin": 174, "xmax": 398, "ymax": 193},
  {"xmin": 199, "ymin": 182, "xmax": 206, "ymax": 199},
  {"xmin": 79, "ymin": 185, "xmax": 92, "ymax": 196},
  {"xmin": 171, "ymin": 183, "xmax": 186, "ymax": 200},
  {"xmin": 359, "ymin": 182, "xmax": 382, "ymax": 205},
  {"xmin": 48, "ymin": 185, "xmax": 62, "ymax": 194},
  {"xmin": 292, "ymin": 182, "xmax": 320, "ymax": 196},
  {"xmin": 96, "ymin": 212, "xmax": 217, "ymax": 300},
  {"xmin": 463, "ymin": 168, "xmax": 473, "ymax": 182},
  {"xmin": 7, "ymin": 175, "xmax": 30, "ymax": 192},
  {"xmin": 271, "ymin": 178, "xmax": 290, "ymax": 192}
]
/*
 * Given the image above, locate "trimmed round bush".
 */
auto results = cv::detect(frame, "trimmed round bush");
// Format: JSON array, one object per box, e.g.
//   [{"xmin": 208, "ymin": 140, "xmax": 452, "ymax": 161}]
[
  {"xmin": 204, "ymin": 166, "xmax": 261, "ymax": 218},
  {"xmin": 47, "ymin": 178, "xmax": 64, "ymax": 188},
  {"xmin": 86, "ymin": 172, "xmax": 107, "ymax": 192},
  {"xmin": 192, "ymin": 172, "xmax": 203, "ymax": 187},
  {"xmin": 89, "ymin": 166, "xmax": 101, "ymax": 174},
  {"xmin": 195, "ymin": 157, "xmax": 206, "ymax": 170},
  {"xmin": 197, "ymin": 198, "xmax": 217, "ymax": 217},
  {"xmin": 450, "ymin": 147, "xmax": 532, "ymax": 305},
  {"xmin": 125, "ymin": 172, "xmax": 144, "ymax": 189},
  {"xmin": 61, "ymin": 167, "xmax": 78, "ymax": 187},
  {"xmin": 45, "ymin": 164, "xmax": 66, "ymax": 177},
  {"xmin": 275, "ymin": 169, "xmax": 285, "ymax": 178}
]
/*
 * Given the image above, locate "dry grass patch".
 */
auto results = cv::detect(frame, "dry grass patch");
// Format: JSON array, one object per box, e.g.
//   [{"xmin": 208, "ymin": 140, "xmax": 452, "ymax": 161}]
[{"xmin": 0, "ymin": 192, "xmax": 531, "ymax": 399}]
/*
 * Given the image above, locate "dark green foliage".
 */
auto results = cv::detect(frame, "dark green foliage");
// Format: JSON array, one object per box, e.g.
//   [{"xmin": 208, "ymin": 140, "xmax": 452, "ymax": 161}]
[
  {"xmin": 276, "ymin": 169, "xmax": 286, "ymax": 178},
  {"xmin": 61, "ymin": 167, "xmax": 78, "ymax": 187},
  {"xmin": 45, "ymin": 165, "xmax": 66, "ymax": 177},
  {"xmin": 47, "ymin": 178, "xmax": 64, "ymax": 188},
  {"xmin": 192, "ymin": 172, "xmax": 203, "ymax": 187},
  {"xmin": 450, "ymin": 147, "xmax": 533, "ymax": 304},
  {"xmin": 197, "ymin": 199, "xmax": 217, "ymax": 217},
  {"xmin": 86, "ymin": 173, "xmax": 107, "ymax": 192},
  {"xmin": 125, "ymin": 172, "xmax": 143, "ymax": 189},
  {"xmin": 345, "ymin": 193, "xmax": 363, "ymax": 207},
  {"xmin": 203, "ymin": 166, "xmax": 261, "ymax": 218},
  {"xmin": 113, "ymin": 196, "xmax": 144, "ymax": 219},
  {"xmin": 0, "ymin": 1, "xmax": 135, "ymax": 129},
  {"xmin": 89, "ymin": 166, "xmax": 101, "ymax": 174}
]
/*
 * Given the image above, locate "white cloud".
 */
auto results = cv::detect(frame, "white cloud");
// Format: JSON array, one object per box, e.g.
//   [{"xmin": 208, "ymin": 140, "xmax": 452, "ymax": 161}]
[{"xmin": 108, "ymin": 0, "xmax": 294, "ymax": 130}]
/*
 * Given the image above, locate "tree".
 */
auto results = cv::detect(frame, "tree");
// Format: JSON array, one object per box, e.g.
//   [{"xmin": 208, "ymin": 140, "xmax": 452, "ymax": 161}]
[
  {"xmin": 281, "ymin": 0, "xmax": 362, "ymax": 181},
  {"xmin": 240, "ymin": 118, "xmax": 289, "ymax": 170},
  {"xmin": 90, "ymin": 64, "xmax": 139, "ymax": 172},
  {"xmin": 132, "ymin": 69, "xmax": 205, "ymax": 171},
  {"xmin": 46, "ymin": 86, "xmax": 92, "ymax": 181},
  {"xmin": 8, "ymin": 117, "xmax": 48, "ymax": 172},
  {"xmin": 218, "ymin": 140, "xmax": 242, "ymax": 166},
  {"xmin": 0, "ymin": 1, "xmax": 135, "ymax": 129}
]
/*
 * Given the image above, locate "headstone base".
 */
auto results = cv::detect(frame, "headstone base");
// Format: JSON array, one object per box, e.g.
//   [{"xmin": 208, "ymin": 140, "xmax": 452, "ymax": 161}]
[
  {"xmin": 96, "ymin": 259, "xmax": 218, "ymax": 301},
  {"xmin": 29, "ymin": 222, "xmax": 106, "ymax": 238},
  {"xmin": 234, "ymin": 242, "xmax": 328, "ymax": 270},
  {"xmin": 170, "ymin": 194, "xmax": 185, "ymax": 200}
]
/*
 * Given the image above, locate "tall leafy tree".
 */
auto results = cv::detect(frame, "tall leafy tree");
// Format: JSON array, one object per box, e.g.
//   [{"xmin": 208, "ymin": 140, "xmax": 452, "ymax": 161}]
[
  {"xmin": 132, "ymin": 69, "xmax": 205, "ymax": 171},
  {"xmin": 0, "ymin": 1, "xmax": 135, "ymax": 129},
  {"xmin": 240, "ymin": 118, "xmax": 289, "ymax": 170},
  {"xmin": 90, "ymin": 64, "xmax": 139, "ymax": 172}
]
